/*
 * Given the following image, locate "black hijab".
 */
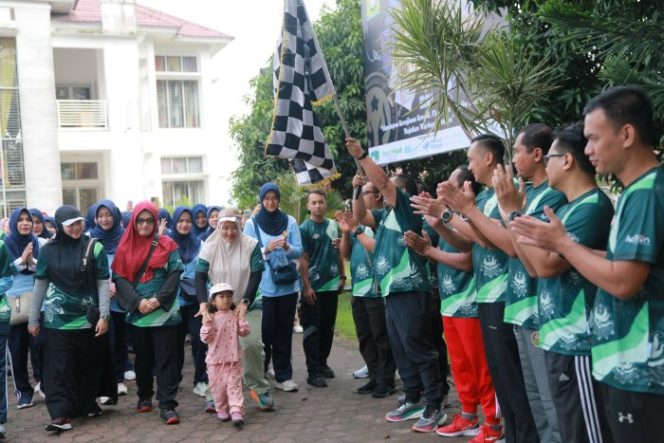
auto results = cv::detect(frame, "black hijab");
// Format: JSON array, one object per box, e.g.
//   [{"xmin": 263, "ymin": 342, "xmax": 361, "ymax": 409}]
[{"xmin": 40, "ymin": 205, "xmax": 97, "ymax": 294}]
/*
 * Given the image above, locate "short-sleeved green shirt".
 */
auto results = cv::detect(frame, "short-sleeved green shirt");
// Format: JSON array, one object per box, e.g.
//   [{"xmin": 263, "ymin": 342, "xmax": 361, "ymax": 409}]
[
  {"xmin": 350, "ymin": 225, "xmax": 377, "ymax": 297},
  {"xmin": 36, "ymin": 242, "xmax": 109, "ymax": 330},
  {"xmin": 300, "ymin": 218, "xmax": 340, "ymax": 292},
  {"xmin": 126, "ymin": 250, "xmax": 184, "ymax": 328},
  {"xmin": 538, "ymin": 189, "xmax": 613, "ymax": 355},
  {"xmin": 372, "ymin": 189, "xmax": 430, "ymax": 297},
  {"xmin": 591, "ymin": 166, "xmax": 664, "ymax": 394},
  {"xmin": 504, "ymin": 182, "xmax": 567, "ymax": 329},
  {"xmin": 473, "ymin": 188, "xmax": 508, "ymax": 303},
  {"xmin": 438, "ymin": 240, "xmax": 477, "ymax": 318}
]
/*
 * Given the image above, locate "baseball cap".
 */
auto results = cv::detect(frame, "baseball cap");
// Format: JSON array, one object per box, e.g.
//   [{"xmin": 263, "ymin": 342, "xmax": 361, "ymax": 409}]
[
  {"xmin": 218, "ymin": 208, "xmax": 241, "ymax": 224},
  {"xmin": 210, "ymin": 282, "xmax": 234, "ymax": 295},
  {"xmin": 61, "ymin": 216, "xmax": 86, "ymax": 227}
]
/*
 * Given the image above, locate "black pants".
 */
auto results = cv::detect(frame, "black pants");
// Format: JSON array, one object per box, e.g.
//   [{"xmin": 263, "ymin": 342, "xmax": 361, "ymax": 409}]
[
  {"xmin": 478, "ymin": 302, "xmax": 538, "ymax": 443},
  {"xmin": 132, "ymin": 325, "xmax": 179, "ymax": 410},
  {"xmin": 351, "ymin": 296, "xmax": 395, "ymax": 387},
  {"xmin": 9, "ymin": 321, "xmax": 43, "ymax": 395},
  {"xmin": 43, "ymin": 328, "xmax": 100, "ymax": 419},
  {"xmin": 545, "ymin": 352, "xmax": 613, "ymax": 443},
  {"xmin": 300, "ymin": 290, "xmax": 339, "ymax": 376},
  {"xmin": 262, "ymin": 293, "xmax": 297, "ymax": 383},
  {"xmin": 600, "ymin": 382, "xmax": 664, "ymax": 443},
  {"xmin": 429, "ymin": 291, "xmax": 450, "ymax": 396},
  {"xmin": 177, "ymin": 303, "xmax": 208, "ymax": 385},
  {"xmin": 385, "ymin": 291, "xmax": 443, "ymax": 408},
  {"xmin": 108, "ymin": 311, "xmax": 130, "ymax": 383}
]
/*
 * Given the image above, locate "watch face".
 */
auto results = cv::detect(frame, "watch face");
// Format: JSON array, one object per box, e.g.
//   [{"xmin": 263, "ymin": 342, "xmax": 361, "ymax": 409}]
[{"xmin": 442, "ymin": 210, "xmax": 453, "ymax": 223}]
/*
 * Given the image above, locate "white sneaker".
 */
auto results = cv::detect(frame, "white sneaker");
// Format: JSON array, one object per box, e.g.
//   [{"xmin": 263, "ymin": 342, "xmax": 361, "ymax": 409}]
[
  {"xmin": 266, "ymin": 367, "xmax": 275, "ymax": 379},
  {"xmin": 34, "ymin": 382, "xmax": 46, "ymax": 399},
  {"xmin": 117, "ymin": 382, "xmax": 128, "ymax": 396},
  {"xmin": 353, "ymin": 365, "xmax": 369, "ymax": 379},
  {"xmin": 293, "ymin": 325, "xmax": 303, "ymax": 333},
  {"xmin": 124, "ymin": 370, "xmax": 136, "ymax": 381},
  {"xmin": 275, "ymin": 379, "xmax": 298, "ymax": 392},
  {"xmin": 193, "ymin": 382, "xmax": 208, "ymax": 397},
  {"xmin": 99, "ymin": 396, "xmax": 112, "ymax": 405}
]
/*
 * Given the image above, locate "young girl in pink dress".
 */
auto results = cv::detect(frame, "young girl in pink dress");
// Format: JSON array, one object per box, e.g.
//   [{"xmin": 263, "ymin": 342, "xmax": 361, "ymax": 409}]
[{"xmin": 200, "ymin": 282, "xmax": 250, "ymax": 426}]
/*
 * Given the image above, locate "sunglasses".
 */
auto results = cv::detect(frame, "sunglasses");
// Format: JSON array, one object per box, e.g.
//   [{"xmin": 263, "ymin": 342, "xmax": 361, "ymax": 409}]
[
  {"xmin": 543, "ymin": 153, "xmax": 565, "ymax": 166},
  {"xmin": 136, "ymin": 217, "xmax": 155, "ymax": 226}
]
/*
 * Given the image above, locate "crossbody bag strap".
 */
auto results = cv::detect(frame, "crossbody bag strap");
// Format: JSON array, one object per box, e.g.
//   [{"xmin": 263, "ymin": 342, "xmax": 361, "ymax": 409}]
[
  {"xmin": 252, "ymin": 219, "xmax": 264, "ymax": 247},
  {"xmin": 132, "ymin": 234, "xmax": 160, "ymax": 287},
  {"xmin": 82, "ymin": 237, "xmax": 97, "ymax": 269}
]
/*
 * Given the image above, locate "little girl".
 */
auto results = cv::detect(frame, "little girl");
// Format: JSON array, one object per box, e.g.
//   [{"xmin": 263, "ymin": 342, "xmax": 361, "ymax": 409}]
[{"xmin": 200, "ymin": 282, "xmax": 250, "ymax": 426}]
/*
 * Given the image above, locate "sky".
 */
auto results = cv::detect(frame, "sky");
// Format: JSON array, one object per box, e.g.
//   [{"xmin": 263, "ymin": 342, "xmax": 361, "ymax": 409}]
[{"xmin": 138, "ymin": 0, "xmax": 334, "ymax": 199}]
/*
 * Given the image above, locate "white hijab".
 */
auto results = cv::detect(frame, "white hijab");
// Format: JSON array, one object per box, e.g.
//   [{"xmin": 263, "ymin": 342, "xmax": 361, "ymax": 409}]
[{"xmin": 199, "ymin": 217, "xmax": 258, "ymax": 304}]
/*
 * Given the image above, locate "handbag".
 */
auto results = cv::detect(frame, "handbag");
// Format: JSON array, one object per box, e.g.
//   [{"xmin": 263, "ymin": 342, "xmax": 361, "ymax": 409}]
[
  {"xmin": 9, "ymin": 292, "xmax": 31, "ymax": 326},
  {"xmin": 253, "ymin": 221, "xmax": 298, "ymax": 285}
]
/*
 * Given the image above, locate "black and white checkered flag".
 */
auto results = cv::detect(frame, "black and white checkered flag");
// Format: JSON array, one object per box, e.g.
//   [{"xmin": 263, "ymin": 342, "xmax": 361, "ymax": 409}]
[{"xmin": 265, "ymin": 0, "xmax": 340, "ymax": 186}]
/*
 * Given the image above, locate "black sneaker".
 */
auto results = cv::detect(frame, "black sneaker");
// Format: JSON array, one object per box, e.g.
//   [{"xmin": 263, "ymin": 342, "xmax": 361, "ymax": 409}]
[
  {"xmin": 356, "ymin": 380, "xmax": 377, "ymax": 395},
  {"xmin": 16, "ymin": 392, "xmax": 34, "ymax": 409},
  {"xmin": 321, "ymin": 366, "xmax": 335, "ymax": 379},
  {"xmin": 45, "ymin": 417, "xmax": 72, "ymax": 432},
  {"xmin": 306, "ymin": 374, "xmax": 328, "ymax": 388},
  {"xmin": 372, "ymin": 384, "xmax": 397, "ymax": 398},
  {"xmin": 160, "ymin": 409, "xmax": 180, "ymax": 425},
  {"xmin": 137, "ymin": 398, "xmax": 153, "ymax": 413},
  {"xmin": 87, "ymin": 402, "xmax": 103, "ymax": 417}
]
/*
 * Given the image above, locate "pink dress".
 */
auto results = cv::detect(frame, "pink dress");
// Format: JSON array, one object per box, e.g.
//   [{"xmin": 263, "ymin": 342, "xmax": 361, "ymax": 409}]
[{"xmin": 200, "ymin": 310, "xmax": 250, "ymax": 414}]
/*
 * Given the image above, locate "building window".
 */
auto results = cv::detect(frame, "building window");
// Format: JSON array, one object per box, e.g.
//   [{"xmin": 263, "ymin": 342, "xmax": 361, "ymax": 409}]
[
  {"xmin": 155, "ymin": 55, "xmax": 200, "ymax": 128},
  {"xmin": 161, "ymin": 156, "xmax": 205, "ymax": 207},
  {"xmin": 61, "ymin": 161, "xmax": 102, "ymax": 214},
  {"xmin": 0, "ymin": 38, "xmax": 25, "ymax": 217}
]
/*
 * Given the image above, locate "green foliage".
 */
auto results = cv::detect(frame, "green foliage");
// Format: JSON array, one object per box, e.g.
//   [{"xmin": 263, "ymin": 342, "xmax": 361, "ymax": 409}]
[
  {"xmin": 273, "ymin": 171, "xmax": 345, "ymax": 224},
  {"xmin": 230, "ymin": 0, "xmax": 367, "ymax": 207}
]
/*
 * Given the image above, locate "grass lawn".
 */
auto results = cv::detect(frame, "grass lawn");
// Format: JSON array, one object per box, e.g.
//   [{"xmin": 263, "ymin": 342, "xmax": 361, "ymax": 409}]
[{"xmin": 335, "ymin": 292, "xmax": 357, "ymax": 341}]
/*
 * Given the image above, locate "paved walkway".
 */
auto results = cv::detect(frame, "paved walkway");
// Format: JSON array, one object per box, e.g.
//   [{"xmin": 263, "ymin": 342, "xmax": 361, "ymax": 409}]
[{"xmin": 6, "ymin": 334, "xmax": 469, "ymax": 442}]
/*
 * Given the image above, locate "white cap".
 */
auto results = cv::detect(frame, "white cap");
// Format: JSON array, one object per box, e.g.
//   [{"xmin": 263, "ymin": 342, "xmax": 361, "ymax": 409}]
[
  {"xmin": 218, "ymin": 207, "xmax": 241, "ymax": 224},
  {"xmin": 210, "ymin": 282, "xmax": 234, "ymax": 295},
  {"xmin": 61, "ymin": 217, "xmax": 86, "ymax": 227}
]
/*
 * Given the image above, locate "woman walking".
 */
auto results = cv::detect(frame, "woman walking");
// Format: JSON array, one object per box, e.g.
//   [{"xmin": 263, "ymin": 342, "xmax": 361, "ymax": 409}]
[
  {"xmin": 243, "ymin": 183, "xmax": 303, "ymax": 393},
  {"xmin": 113, "ymin": 201, "xmax": 183, "ymax": 425},
  {"xmin": 196, "ymin": 207, "xmax": 274, "ymax": 409},
  {"xmin": 28, "ymin": 205, "xmax": 111, "ymax": 432}
]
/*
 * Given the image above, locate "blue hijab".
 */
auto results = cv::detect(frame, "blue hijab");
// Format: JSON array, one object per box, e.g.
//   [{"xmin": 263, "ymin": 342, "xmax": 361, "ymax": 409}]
[
  {"xmin": 199, "ymin": 205, "xmax": 222, "ymax": 242},
  {"xmin": 85, "ymin": 204, "xmax": 97, "ymax": 232},
  {"xmin": 88, "ymin": 199, "xmax": 125, "ymax": 255},
  {"xmin": 121, "ymin": 211, "xmax": 132, "ymax": 228},
  {"xmin": 28, "ymin": 208, "xmax": 52, "ymax": 239},
  {"xmin": 158, "ymin": 208, "xmax": 172, "ymax": 228},
  {"xmin": 5, "ymin": 208, "xmax": 40, "ymax": 261},
  {"xmin": 168, "ymin": 207, "xmax": 201, "ymax": 264},
  {"xmin": 191, "ymin": 203, "xmax": 208, "ymax": 238},
  {"xmin": 254, "ymin": 182, "xmax": 288, "ymax": 236}
]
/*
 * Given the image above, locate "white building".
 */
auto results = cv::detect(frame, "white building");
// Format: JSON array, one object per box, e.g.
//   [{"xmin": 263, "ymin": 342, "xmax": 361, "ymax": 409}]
[{"xmin": 0, "ymin": 0, "xmax": 233, "ymax": 216}]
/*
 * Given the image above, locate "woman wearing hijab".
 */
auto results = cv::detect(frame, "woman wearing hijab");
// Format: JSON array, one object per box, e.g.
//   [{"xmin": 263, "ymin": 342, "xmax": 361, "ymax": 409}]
[
  {"xmin": 191, "ymin": 204, "xmax": 208, "ymax": 238},
  {"xmin": 29, "ymin": 209, "xmax": 52, "ymax": 239},
  {"xmin": 0, "ymin": 236, "xmax": 16, "ymax": 438},
  {"xmin": 89, "ymin": 199, "xmax": 133, "ymax": 396},
  {"xmin": 121, "ymin": 211, "xmax": 132, "ymax": 229},
  {"xmin": 44, "ymin": 216, "xmax": 57, "ymax": 237},
  {"xmin": 196, "ymin": 207, "xmax": 273, "ymax": 409},
  {"xmin": 6, "ymin": 208, "xmax": 46, "ymax": 409},
  {"xmin": 243, "ymin": 183, "xmax": 303, "ymax": 393},
  {"xmin": 168, "ymin": 207, "xmax": 208, "ymax": 400},
  {"xmin": 27, "ymin": 205, "xmax": 111, "ymax": 432},
  {"xmin": 198, "ymin": 205, "xmax": 221, "ymax": 242},
  {"xmin": 113, "ymin": 201, "xmax": 183, "ymax": 425},
  {"xmin": 158, "ymin": 208, "xmax": 172, "ymax": 236},
  {"xmin": 84, "ymin": 205, "xmax": 97, "ymax": 233}
]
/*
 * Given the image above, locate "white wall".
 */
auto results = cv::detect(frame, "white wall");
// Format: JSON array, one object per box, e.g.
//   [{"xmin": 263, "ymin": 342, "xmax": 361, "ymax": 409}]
[
  {"xmin": 53, "ymin": 47, "xmax": 100, "ymax": 94},
  {"xmin": 14, "ymin": 2, "xmax": 62, "ymax": 213}
]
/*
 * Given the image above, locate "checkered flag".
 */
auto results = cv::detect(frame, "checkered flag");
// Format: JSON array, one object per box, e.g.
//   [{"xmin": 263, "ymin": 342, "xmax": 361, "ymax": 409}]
[{"xmin": 266, "ymin": 0, "xmax": 340, "ymax": 186}]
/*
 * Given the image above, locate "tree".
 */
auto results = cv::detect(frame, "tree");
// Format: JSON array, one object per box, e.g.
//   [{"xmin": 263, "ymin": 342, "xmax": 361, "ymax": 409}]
[{"xmin": 230, "ymin": 0, "xmax": 367, "ymax": 208}]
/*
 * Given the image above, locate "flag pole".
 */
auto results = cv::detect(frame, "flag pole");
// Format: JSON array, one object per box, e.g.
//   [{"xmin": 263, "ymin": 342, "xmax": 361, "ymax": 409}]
[{"xmin": 303, "ymin": 0, "xmax": 365, "ymax": 199}]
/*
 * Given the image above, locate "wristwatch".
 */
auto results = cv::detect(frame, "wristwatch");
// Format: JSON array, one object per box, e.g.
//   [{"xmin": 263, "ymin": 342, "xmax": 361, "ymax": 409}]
[
  {"xmin": 241, "ymin": 298, "xmax": 250, "ymax": 306},
  {"xmin": 353, "ymin": 227, "xmax": 363, "ymax": 238},
  {"xmin": 509, "ymin": 211, "xmax": 522, "ymax": 222},
  {"xmin": 440, "ymin": 209, "xmax": 454, "ymax": 224},
  {"xmin": 358, "ymin": 151, "xmax": 368, "ymax": 160},
  {"xmin": 100, "ymin": 313, "xmax": 111, "ymax": 321}
]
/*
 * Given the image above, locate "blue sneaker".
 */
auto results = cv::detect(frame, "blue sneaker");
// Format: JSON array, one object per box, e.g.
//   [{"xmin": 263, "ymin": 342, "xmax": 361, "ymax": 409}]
[
  {"xmin": 385, "ymin": 400, "xmax": 424, "ymax": 422},
  {"xmin": 412, "ymin": 405, "xmax": 447, "ymax": 433},
  {"xmin": 250, "ymin": 389, "xmax": 275, "ymax": 410},
  {"xmin": 16, "ymin": 392, "xmax": 34, "ymax": 409}
]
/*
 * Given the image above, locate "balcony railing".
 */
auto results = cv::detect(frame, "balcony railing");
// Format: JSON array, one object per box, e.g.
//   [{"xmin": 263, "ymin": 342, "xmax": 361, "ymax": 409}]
[{"xmin": 57, "ymin": 100, "xmax": 108, "ymax": 129}]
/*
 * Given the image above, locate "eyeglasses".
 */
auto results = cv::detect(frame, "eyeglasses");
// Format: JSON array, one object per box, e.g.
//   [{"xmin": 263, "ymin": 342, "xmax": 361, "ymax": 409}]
[
  {"xmin": 136, "ymin": 217, "xmax": 155, "ymax": 226},
  {"xmin": 543, "ymin": 153, "xmax": 565, "ymax": 166}
]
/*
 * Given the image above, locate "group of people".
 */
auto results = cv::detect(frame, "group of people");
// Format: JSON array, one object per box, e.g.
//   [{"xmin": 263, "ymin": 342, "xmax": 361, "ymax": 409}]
[
  {"xmin": 0, "ymin": 85, "xmax": 660, "ymax": 442},
  {"xmin": 339, "ymin": 85, "xmax": 663, "ymax": 443}
]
